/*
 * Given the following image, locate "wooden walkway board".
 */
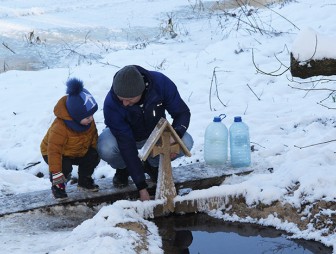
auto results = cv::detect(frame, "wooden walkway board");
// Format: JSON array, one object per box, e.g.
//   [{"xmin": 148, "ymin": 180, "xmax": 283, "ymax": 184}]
[{"xmin": 0, "ymin": 163, "xmax": 252, "ymax": 217}]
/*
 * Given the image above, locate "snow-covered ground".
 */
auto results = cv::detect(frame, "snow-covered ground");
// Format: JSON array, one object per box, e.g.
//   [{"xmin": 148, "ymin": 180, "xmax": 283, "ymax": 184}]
[{"xmin": 1, "ymin": 0, "xmax": 336, "ymax": 253}]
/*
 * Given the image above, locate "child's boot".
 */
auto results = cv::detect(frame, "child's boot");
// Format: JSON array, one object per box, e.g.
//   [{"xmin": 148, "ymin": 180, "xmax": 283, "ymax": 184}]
[
  {"xmin": 78, "ymin": 176, "xmax": 99, "ymax": 192},
  {"xmin": 51, "ymin": 183, "xmax": 68, "ymax": 199}
]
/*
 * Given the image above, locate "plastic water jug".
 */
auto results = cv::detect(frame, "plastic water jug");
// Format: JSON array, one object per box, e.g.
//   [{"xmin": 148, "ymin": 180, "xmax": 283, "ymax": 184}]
[
  {"xmin": 204, "ymin": 114, "xmax": 228, "ymax": 166},
  {"xmin": 229, "ymin": 116, "xmax": 251, "ymax": 167}
]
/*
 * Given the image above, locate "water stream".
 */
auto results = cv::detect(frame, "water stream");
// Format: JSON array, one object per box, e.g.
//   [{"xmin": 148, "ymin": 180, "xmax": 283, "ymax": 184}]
[{"xmin": 152, "ymin": 213, "xmax": 333, "ymax": 254}]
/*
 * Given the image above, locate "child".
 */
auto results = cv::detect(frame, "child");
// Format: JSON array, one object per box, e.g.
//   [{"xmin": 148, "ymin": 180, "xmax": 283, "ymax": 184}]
[{"xmin": 41, "ymin": 78, "xmax": 100, "ymax": 199}]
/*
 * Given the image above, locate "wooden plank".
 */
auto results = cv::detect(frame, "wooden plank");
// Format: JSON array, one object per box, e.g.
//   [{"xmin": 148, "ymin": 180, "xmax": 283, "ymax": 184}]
[
  {"xmin": 138, "ymin": 118, "xmax": 191, "ymax": 161},
  {"xmin": 163, "ymin": 122, "xmax": 191, "ymax": 157},
  {"xmin": 138, "ymin": 118, "xmax": 168, "ymax": 161},
  {"xmin": 0, "ymin": 163, "xmax": 252, "ymax": 217}
]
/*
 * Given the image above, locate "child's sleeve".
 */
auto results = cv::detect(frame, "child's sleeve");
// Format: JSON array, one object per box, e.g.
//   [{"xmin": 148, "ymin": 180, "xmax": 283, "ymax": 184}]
[{"xmin": 91, "ymin": 121, "xmax": 98, "ymax": 149}]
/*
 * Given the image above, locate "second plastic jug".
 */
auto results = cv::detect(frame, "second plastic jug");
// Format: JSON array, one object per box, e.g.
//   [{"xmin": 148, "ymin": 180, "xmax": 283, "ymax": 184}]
[
  {"xmin": 229, "ymin": 116, "xmax": 251, "ymax": 168},
  {"xmin": 204, "ymin": 114, "xmax": 228, "ymax": 166}
]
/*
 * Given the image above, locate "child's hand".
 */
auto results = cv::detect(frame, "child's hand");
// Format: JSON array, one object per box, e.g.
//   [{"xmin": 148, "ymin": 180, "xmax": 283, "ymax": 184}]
[{"xmin": 52, "ymin": 172, "xmax": 66, "ymax": 186}]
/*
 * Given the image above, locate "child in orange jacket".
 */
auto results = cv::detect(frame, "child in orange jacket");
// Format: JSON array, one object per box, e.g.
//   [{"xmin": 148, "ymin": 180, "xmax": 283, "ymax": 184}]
[{"xmin": 41, "ymin": 78, "xmax": 100, "ymax": 199}]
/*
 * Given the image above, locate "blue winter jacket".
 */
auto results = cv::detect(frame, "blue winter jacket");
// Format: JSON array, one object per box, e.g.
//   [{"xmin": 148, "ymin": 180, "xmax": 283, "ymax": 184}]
[{"xmin": 103, "ymin": 65, "xmax": 191, "ymax": 190}]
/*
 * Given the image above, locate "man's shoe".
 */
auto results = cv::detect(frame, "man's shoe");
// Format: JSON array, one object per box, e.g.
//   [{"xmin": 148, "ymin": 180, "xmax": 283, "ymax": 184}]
[
  {"xmin": 143, "ymin": 161, "xmax": 158, "ymax": 183},
  {"xmin": 78, "ymin": 176, "xmax": 99, "ymax": 192},
  {"xmin": 113, "ymin": 168, "xmax": 129, "ymax": 188},
  {"xmin": 51, "ymin": 184, "xmax": 68, "ymax": 199}
]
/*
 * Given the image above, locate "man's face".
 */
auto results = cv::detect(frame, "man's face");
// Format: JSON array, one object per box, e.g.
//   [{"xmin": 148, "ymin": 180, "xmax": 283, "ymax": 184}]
[{"xmin": 117, "ymin": 95, "xmax": 142, "ymax": 106}]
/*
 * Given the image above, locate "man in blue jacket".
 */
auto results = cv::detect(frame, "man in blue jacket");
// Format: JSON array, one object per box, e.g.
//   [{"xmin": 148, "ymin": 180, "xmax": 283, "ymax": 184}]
[{"xmin": 97, "ymin": 65, "xmax": 193, "ymax": 201}]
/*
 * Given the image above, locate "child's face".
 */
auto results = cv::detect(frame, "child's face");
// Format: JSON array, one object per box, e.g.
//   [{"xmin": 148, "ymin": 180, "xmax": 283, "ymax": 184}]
[{"xmin": 80, "ymin": 115, "xmax": 94, "ymax": 126}]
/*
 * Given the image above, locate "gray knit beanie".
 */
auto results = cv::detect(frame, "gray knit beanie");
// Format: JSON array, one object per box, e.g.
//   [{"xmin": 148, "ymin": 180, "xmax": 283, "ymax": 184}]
[{"xmin": 112, "ymin": 65, "xmax": 145, "ymax": 98}]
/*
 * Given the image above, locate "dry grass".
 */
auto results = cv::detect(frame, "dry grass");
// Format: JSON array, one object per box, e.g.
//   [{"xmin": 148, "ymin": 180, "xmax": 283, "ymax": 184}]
[{"xmin": 209, "ymin": 0, "xmax": 283, "ymax": 11}]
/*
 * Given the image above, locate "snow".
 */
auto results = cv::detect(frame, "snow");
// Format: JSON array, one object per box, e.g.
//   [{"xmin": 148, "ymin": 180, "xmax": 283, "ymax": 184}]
[
  {"xmin": 292, "ymin": 27, "xmax": 336, "ymax": 61},
  {"xmin": 1, "ymin": 0, "xmax": 336, "ymax": 253}
]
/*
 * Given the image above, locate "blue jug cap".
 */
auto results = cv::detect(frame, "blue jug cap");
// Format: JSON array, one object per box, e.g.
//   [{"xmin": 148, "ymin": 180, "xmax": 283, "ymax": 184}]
[
  {"xmin": 213, "ymin": 117, "xmax": 221, "ymax": 122},
  {"xmin": 213, "ymin": 114, "xmax": 226, "ymax": 122},
  {"xmin": 234, "ymin": 116, "xmax": 242, "ymax": 122}
]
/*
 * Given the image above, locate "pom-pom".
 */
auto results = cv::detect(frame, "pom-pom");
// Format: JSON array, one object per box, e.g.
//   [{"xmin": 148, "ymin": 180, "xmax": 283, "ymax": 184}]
[{"xmin": 66, "ymin": 78, "xmax": 84, "ymax": 96}]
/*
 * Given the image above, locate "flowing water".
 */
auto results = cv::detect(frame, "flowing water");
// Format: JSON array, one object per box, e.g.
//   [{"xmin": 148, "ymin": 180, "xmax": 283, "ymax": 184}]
[{"xmin": 153, "ymin": 213, "xmax": 333, "ymax": 254}]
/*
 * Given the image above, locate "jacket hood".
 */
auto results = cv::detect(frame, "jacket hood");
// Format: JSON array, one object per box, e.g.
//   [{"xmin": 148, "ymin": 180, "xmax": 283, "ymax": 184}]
[{"xmin": 54, "ymin": 96, "xmax": 73, "ymax": 121}]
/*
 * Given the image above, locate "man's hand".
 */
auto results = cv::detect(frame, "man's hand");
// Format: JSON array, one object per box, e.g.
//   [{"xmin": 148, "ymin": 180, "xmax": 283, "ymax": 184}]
[
  {"xmin": 139, "ymin": 188, "xmax": 150, "ymax": 201},
  {"xmin": 170, "ymin": 153, "xmax": 177, "ymax": 159}
]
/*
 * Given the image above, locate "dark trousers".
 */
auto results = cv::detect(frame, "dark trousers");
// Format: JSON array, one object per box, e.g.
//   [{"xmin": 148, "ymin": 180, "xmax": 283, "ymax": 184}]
[{"xmin": 43, "ymin": 147, "xmax": 100, "ymax": 182}]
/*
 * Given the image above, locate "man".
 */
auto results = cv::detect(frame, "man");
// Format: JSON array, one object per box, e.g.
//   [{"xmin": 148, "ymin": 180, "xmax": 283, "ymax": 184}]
[{"xmin": 98, "ymin": 65, "xmax": 193, "ymax": 201}]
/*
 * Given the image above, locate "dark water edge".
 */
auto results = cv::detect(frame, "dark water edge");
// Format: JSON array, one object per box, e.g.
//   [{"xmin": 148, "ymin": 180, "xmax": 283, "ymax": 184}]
[{"xmin": 152, "ymin": 213, "xmax": 333, "ymax": 254}]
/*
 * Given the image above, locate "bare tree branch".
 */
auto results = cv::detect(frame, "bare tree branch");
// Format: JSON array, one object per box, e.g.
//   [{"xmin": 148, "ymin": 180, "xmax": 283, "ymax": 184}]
[
  {"xmin": 209, "ymin": 67, "xmax": 227, "ymax": 111},
  {"xmin": 253, "ymin": 0, "xmax": 299, "ymax": 30},
  {"xmin": 294, "ymin": 139, "xmax": 336, "ymax": 149},
  {"xmin": 2, "ymin": 42, "xmax": 16, "ymax": 54},
  {"xmin": 316, "ymin": 102, "xmax": 336, "ymax": 110},
  {"xmin": 23, "ymin": 161, "xmax": 41, "ymax": 170},
  {"xmin": 247, "ymin": 83, "xmax": 261, "ymax": 100},
  {"xmin": 252, "ymin": 48, "xmax": 290, "ymax": 76},
  {"xmin": 288, "ymin": 84, "xmax": 335, "ymax": 92}
]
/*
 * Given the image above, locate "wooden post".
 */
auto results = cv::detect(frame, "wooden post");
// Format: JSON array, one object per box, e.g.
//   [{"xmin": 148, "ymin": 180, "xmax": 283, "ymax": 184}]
[
  {"xmin": 138, "ymin": 118, "xmax": 191, "ymax": 214},
  {"xmin": 152, "ymin": 131, "xmax": 179, "ymax": 213}
]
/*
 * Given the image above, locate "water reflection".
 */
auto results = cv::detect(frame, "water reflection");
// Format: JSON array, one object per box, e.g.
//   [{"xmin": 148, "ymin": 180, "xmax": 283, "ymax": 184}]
[{"xmin": 152, "ymin": 213, "xmax": 332, "ymax": 254}]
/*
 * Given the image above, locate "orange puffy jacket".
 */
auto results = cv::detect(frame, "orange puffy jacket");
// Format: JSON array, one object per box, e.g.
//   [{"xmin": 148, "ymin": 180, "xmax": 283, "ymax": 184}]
[{"xmin": 40, "ymin": 96, "xmax": 98, "ymax": 174}]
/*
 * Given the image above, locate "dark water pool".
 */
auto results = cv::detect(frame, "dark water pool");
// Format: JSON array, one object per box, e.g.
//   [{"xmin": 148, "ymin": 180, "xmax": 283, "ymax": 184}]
[{"xmin": 152, "ymin": 213, "xmax": 332, "ymax": 254}]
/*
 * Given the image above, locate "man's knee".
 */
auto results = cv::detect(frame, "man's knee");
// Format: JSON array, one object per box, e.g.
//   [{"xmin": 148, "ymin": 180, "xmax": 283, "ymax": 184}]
[
  {"xmin": 97, "ymin": 129, "xmax": 121, "ymax": 163},
  {"xmin": 97, "ymin": 140, "xmax": 113, "ymax": 161},
  {"xmin": 182, "ymin": 132, "xmax": 194, "ymax": 152}
]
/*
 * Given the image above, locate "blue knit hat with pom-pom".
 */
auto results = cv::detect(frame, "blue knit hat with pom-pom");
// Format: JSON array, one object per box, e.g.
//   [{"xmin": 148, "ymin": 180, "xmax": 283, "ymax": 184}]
[{"xmin": 65, "ymin": 78, "xmax": 98, "ymax": 123}]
